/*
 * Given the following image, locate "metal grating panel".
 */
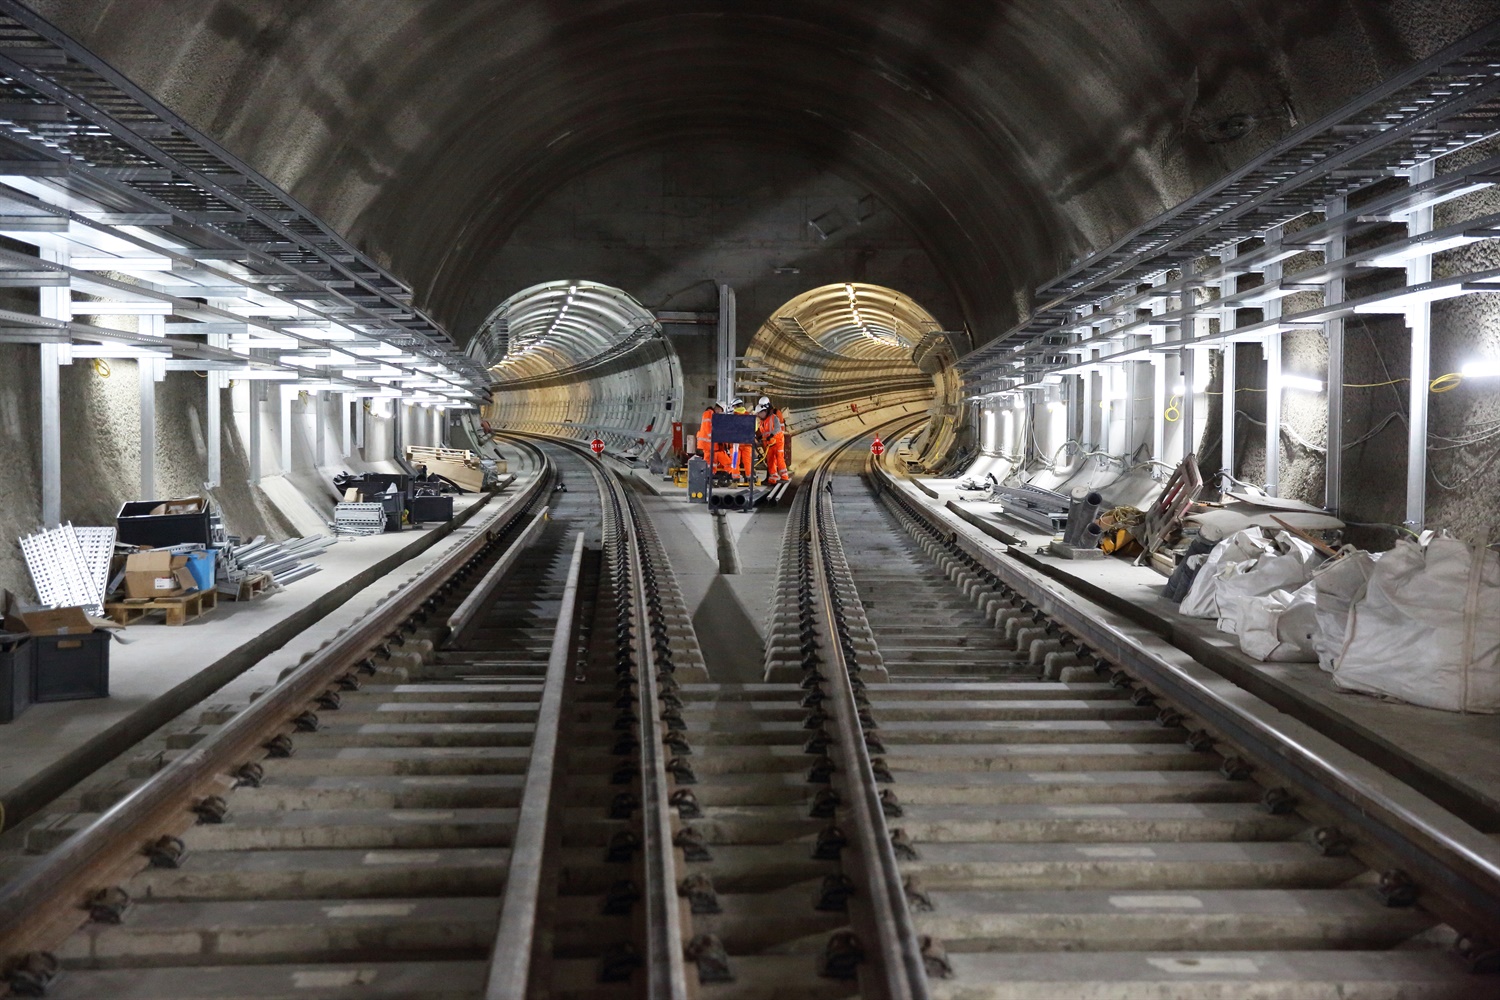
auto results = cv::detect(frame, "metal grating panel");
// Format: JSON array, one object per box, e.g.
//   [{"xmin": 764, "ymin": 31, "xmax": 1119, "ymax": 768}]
[{"xmin": 20, "ymin": 522, "xmax": 103, "ymax": 613}]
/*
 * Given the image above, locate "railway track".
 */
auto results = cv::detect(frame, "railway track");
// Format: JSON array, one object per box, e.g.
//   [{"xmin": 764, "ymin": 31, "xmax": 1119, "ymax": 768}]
[{"xmin": 0, "ymin": 427, "xmax": 1497, "ymax": 999}]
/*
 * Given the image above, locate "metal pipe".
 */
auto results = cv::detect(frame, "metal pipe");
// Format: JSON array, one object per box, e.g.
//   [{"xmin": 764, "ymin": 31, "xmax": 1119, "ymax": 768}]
[
  {"xmin": 483, "ymin": 531, "xmax": 586, "ymax": 998},
  {"xmin": 1062, "ymin": 488, "xmax": 1104, "ymax": 548}
]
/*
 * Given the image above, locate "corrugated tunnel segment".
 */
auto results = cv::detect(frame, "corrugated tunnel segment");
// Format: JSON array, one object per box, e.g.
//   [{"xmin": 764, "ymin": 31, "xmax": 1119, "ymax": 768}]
[
  {"xmin": 744, "ymin": 283, "xmax": 964, "ymax": 468},
  {"xmin": 477, "ymin": 280, "xmax": 682, "ymax": 457}
]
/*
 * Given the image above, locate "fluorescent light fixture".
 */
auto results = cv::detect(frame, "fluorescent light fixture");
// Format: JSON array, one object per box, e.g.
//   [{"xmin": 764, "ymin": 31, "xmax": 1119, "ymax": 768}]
[
  {"xmin": 70, "ymin": 255, "xmax": 174, "ymax": 272},
  {"xmin": 1011, "ymin": 395, "xmax": 1025, "ymax": 410},
  {"xmin": 1460, "ymin": 360, "xmax": 1500, "ymax": 378},
  {"xmin": 1281, "ymin": 374, "xmax": 1324, "ymax": 392},
  {"xmin": 218, "ymin": 369, "xmax": 299, "ymax": 380},
  {"xmin": 1362, "ymin": 234, "xmax": 1484, "ymax": 269},
  {"xmin": 1353, "ymin": 284, "xmax": 1468, "ymax": 313},
  {"xmin": 73, "ymin": 300, "xmax": 174, "ymax": 315},
  {"xmin": 67, "ymin": 345, "xmax": 171, "ymax": 359}
]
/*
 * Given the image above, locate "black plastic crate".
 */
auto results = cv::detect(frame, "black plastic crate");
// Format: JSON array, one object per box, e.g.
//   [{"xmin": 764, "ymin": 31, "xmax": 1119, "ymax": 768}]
[
  {"xmin": 0, "ymin": 633, "xmax": 33, "ymax": 723},
  {"xmin": 32, "ymin": 631, "xmax": 109, "ymax": 702},
  {"xmin": 117, "ymin": 499, "xmax": 213, "ymax": 547},
  {"xmin": 409, "ymin": 495, "xmax": 453, "ymax": 523}
]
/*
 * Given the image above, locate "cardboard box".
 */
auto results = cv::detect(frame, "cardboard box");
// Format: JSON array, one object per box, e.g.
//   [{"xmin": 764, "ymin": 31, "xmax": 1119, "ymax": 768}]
[
  {"xmin": 4, "ymin": 598, "xmax": 95, "ymax": 637},
  {"xmin": 123, "ymin": 551, "xmax": 198, "ymax": 599}
]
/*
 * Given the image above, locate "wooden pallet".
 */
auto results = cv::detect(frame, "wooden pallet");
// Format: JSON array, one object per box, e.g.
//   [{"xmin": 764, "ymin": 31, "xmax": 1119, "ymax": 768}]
[
  {"xmin": 104, "ymin": 588, "xmax": 218, "ymax": 626},
  {"xmin": 221, "ymin": 571, "xmax": 273, "ymax": 601}
]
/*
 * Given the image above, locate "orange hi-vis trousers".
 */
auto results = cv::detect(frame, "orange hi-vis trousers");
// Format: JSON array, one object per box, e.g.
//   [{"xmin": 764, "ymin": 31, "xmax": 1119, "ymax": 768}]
[{"xmin": 765, "ymin": 438, "xmax": 788, "ymax": 481}]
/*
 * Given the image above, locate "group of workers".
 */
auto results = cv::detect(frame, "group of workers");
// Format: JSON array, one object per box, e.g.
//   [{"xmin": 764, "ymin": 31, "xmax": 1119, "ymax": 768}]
[{"xmin": 695, "ymin": 395, "xmax": 791, "ymax": 486}]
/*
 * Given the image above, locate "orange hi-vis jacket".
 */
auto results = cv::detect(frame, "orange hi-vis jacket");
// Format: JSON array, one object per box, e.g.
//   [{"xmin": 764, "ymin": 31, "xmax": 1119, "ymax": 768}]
[
  {"xmin": 757, "ymin": 408, "xmax": 785, "ymax": 444},
  {"xmin": 696, "ymin": 407, "xmax": 715, "ymax": 454}
]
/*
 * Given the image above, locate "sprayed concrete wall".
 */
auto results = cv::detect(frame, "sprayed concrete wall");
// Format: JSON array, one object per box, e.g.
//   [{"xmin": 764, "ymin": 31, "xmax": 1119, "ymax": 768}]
[{"xmin": 0, "ymin": 347, "xmax": 442, "ymax": 601}]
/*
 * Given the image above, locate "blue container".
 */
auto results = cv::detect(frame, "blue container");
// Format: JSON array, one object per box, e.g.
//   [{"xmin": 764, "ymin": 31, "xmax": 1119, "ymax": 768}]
[{"xmin": 184, "ymin": 549, "xmax": 216, "ymax": 591}]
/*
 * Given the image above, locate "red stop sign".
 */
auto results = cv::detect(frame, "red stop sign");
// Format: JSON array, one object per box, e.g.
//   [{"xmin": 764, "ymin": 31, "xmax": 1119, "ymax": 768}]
[
  {"xmin": 871, "ymin": 436, "xmax": 884, "ymax": 456},
  {"xmin": 590, "ymin": 438, "xmax": 604, "ymax": 455}
]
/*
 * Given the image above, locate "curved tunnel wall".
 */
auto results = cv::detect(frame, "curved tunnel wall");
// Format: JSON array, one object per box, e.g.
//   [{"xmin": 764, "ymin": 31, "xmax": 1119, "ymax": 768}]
[
  {"xmin": 743, "ymin": 283, "xmax": 963, "ymax": 469},
  {"xmin": 477, "ymin": 281, "xmax": 683, "ymax": 458}
]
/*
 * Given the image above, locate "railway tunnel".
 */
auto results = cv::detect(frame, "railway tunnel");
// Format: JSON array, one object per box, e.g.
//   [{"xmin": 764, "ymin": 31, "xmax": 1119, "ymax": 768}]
[{"xmin": 3, "ymin": 2, "xmax": 1500, "ymax": 998}]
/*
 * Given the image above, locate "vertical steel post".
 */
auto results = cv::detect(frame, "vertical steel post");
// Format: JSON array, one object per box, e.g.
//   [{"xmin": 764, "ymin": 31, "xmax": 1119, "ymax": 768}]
[
  {"xmin": 717, "ymin": 284, "xmax": 736, "ymax": 401},
  {"xmin": 38, "ymin": 247, "xmax": 68, "ymax": 525},
  {"xmin": 1324, "ymin": 196, "xmax": 1346, "ymax": 513},
  {"xmin": 1219, "ymin": 246, "xmax": 1238, "ymax": 493},
  {"xmin": 248, "ymin": 381, "xmax": 262, "ymax": 484},
  {"xmin": 1181, "ymin": 347, "xmax": 1196, "ymax": 460},
  {"xmin": 206, "ymin": 333, "xmax": 225, "ymax": 488},
  {"xmin": 1263, "ymin": 228, "xmax": 1284, "ymax": 497},
  {"xmin": 279, "ymin": 385, "xmax": 294, "ymax": 474},
  {"xmin": 1405, "ymin": 161, "xmax": 1435, "ymax": 529},
  {"xmin": 138, "ymin": 358, "xmax": 156, "ymax": 500},
  {"xmin": 340, "ymin": 393, "xmax": 353, "ymax": 458}
]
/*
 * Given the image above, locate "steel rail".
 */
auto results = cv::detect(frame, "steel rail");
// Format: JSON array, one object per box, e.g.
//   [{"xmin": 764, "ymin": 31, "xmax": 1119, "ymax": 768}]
[
  {"xmin": 534, "ymin": 433, "xmax": 692, "ymax": 995},
  {"xmin": 483, "ymin": 530, "xmax": 587, "ymax": 999},
  {"xmin": 871, "ymin": 461, "xmax": 1500, "ymax": 943},
  {"xmin": 445, "ymin": 506, "xmax": 550, "ymax": 646},
  {"xmin": 0, "ymin": 450, "xmax": 551, "ymax": 972},
  {"xmin": 619, "ymin": 487, "xmax": 691, "ymax": 998},
  {"xmin": 804, "ymin": 442, "xmax": 930, "ymax": 998}
]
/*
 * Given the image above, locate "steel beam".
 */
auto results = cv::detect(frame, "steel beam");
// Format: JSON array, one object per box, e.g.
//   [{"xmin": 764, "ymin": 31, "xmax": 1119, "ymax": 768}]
[
  {"xmin": 1219, "ymin": 247, "xmax": 1238, "ymax": 492},
  {"xmin": 206, "ymin": 332, "xmax": 225, "ymax": 488},
  {"xmin": 1324, "ymin": 196, "xmax": 1347, "ymax": 513},
  {"xmin": 248, "ymin": 381, "xmax": 261, "ymax": 484},
  {"xmin": 716, "ymin": 283, "xmax": 736, "ymax": 400},
  {"xmin": 138, "ymin": 357, "xmax": 156, "ymax": 500},
  {"xmin": 1406, "ymin": 161, "xmax": 1437, "ymax": 529},
  {"xmin": 1180, "ymin": 346, "xmax": 1196, "ymax": 461},
  {"xmin": 1263, "ymin": 229, "xmax": 1284, "ymax": 496},
  {"xmin": 279, "ymin": 384, "xmax": 294, "ymax": 474},
  {"xmin": 37, "ymin": 247, "xmax": 67, "ymax": 524}
]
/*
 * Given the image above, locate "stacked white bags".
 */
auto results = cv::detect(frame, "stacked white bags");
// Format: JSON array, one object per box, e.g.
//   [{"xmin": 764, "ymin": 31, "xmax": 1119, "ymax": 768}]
[
  {"xmin": 1180, "ymin": 528, "xmax": 1324, "ymax": 661},
  {"xmin": 1179, "ymin": 529, "xmax": 1500, "ymax": 713},
  {"xmin": 1332, "ymin": 538, "xmax": 1500, "ymax": 713}
]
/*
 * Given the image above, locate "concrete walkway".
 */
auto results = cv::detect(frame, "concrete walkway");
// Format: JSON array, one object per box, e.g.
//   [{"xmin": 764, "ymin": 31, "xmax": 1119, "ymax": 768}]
[{"xmin": 0, "ymin": 492, "xmax": 513, "ymax": 830}]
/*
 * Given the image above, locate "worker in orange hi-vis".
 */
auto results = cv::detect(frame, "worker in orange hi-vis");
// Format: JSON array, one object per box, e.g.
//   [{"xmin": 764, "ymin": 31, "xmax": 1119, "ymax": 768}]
[
  {"xmin": 757, "ymin": 396, "xmax": 790, "ymax": 484},
  {"xmin": 697, "ymin": 401, "xmax": 731, "ymax": 473}
]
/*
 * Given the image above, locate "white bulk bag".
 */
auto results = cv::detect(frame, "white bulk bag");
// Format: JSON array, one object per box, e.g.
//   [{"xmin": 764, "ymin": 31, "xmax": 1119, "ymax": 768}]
[
  {"xmin": 1214, "ymin": 531, "xmax": 1321, "ymax": 636},
  {"xmin": 1333, "ymin": 538, "xmax": 1500, "ymax": 713},
  {"xmin": 1180, "ymin": 529, "xmax": 1274, "ymax": 619},
  {"xmin": 1238, "ymin": 582, "xmax": 1320, "ymax": 662},
  {"xmin": 1310, "ymin": 548, "xmax": 1380, "ymax": 672}
]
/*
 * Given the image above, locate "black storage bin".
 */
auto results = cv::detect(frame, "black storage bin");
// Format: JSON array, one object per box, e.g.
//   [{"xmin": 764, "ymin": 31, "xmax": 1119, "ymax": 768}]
[
  {"xmin": 0, "ymin": 633, "xmax": 33, "ymax": 723},
  {"xmin": 33, "ymin": 631, "xmax": 110, "ymax": 702},
  {"xmin": 117, "ymin": 499, "xmax": 213, "ymax": 547},
  {"xmin": 410, "ymin": 495, "xmax": 453, "ymax": 523}
]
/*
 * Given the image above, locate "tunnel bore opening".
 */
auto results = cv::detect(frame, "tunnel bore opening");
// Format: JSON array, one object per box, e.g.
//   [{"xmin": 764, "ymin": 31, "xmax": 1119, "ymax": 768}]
[
  {"xmin": 472, "ymin": 280, "xmax": 682, "ymax": 461},
  {"xmin": 740, "ymin": 282, "xmax": 965, "ymax": 470}
]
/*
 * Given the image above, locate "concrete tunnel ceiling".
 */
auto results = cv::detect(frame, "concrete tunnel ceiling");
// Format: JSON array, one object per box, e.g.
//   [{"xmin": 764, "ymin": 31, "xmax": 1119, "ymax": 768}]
[{"xmin": 28, "ymin": 0, "xmax": 1500, "ymax": 358}]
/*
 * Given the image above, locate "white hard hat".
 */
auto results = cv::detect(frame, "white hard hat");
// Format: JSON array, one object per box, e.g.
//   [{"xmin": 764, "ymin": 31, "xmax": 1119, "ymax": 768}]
[
  {"xmin": 756, "ymin": 396, "xmax": 770, "ymax": 410},
  {"xmin": 730, "ymin": 397, "xmax": 744, "ymax": 409}
]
